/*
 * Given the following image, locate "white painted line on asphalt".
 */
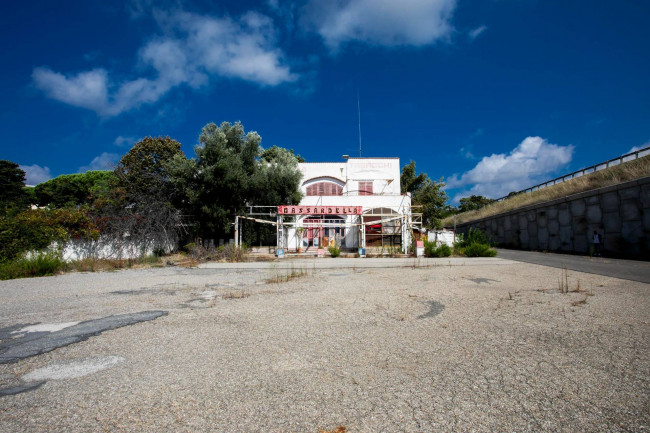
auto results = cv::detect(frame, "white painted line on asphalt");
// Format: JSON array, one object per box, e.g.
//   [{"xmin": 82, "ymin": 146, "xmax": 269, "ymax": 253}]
[
  {"xmin": 14, "ymin": 322, "xmax": 79, "ymax": 334},
  {"xmin": 22, "ymin": 356, "xmax": 125, "ymax": 381}
]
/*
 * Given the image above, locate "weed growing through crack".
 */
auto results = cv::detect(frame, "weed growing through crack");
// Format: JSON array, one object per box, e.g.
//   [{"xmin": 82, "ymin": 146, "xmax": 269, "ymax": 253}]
[
  {"xmin": 556, "ymin": 268, "xmax": 593, "ymax": 307},
  {"xmin": 558, "ymin": 267, "xmax": 570, "ymax": 294},
  {"xmin": 570, "ymin": 279, "xmax": 582, "ymax": 293},
  {"xmin": 558, "ymin": 268, "xmax": 591, "ymax": 295},
  {"xmin": 571, "ymin": 296, "xmax": 588, "ymax": 307},
  {"xmin": 222, "ymin": 289, "xmax": 249, "ymax": 299},
  {"xmin": 265, "ymin": 264, "xmax": 307, "ymax": 284},
  {"xmin": 319, "ymin": 426, "xmax": 347, "ymax": 433}
]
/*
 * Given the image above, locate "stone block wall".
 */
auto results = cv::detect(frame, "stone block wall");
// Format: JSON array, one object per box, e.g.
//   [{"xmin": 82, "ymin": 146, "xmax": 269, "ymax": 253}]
[{"xmin": 455, "ymin": 177, "xmax": 650, "ymax": 259}]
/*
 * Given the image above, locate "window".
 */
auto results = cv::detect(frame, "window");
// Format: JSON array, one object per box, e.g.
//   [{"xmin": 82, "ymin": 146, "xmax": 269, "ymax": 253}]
[
  {"xmin": 359, "ymin": 181, "xmax": 373, "ymax": 195},
  {"xmin": 306, "ymin": 182, "xmax": 343, "ymax": 196}
]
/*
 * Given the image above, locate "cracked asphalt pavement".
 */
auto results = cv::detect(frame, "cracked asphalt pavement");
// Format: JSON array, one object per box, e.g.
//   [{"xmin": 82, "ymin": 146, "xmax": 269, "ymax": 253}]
[{"xmin": 0, "ymin": 258, "xmax": 648, "ymax": 432}]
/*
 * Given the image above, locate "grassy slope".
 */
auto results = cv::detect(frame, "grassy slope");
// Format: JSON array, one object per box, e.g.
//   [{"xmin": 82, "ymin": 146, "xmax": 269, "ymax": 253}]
[{"xmin": 443, "ymin": 155, "xmax": 650, "ymax": 227}]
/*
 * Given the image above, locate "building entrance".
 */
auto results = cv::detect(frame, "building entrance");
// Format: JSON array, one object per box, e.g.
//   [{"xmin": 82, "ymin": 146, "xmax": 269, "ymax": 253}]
[{"xmin": 303, "ymin": 216, "xmax": 346, "ymax": 248}]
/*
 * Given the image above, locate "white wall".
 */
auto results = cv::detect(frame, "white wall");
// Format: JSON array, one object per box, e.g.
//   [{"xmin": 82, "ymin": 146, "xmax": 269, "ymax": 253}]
[
  {"xmin": 428, "ymin": 230, "xmax": 456, "ymax": 247},
  {"xmin": 279, "ymin": 157, "xmax": 413, "ymax": 252},
  {"xmin": 298, "ymin": 158, "xmax": 401, "ymax": 196}
]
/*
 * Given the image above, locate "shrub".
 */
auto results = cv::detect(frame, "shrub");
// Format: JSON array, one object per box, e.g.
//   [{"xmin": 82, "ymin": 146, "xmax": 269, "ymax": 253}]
[
  {"xmin": 461, "ymin": 242, "xmax": 497, "ymax": 257},
  {"xmin": 187, "ymin": 242, "xmax": 208, "ymax": 260},
  {"xmin": 453, "ymin": 228, "xmax": 497, "ymax": 257},
  {"xmin": 0, "ymin": 208, "xmax": 98, "ymax": 264},
  {"xmin": 424, "ymin": 240, "xmax": 452, "ymax": 257},
  {"xmin": 455, "ymin": 227, "xmax": 494, "ymax": 248},
  {"xmin": 435, "ymin": 244, "xmax": 453, "ymax": 257},
  {"xmin": 0, "ymin": 252, "xmax": 67, "ymax": 280},
  {"xmin": 186, "ymin": 242, "xmax": 247, "ymax": 262},
  {"xmin": 328, "ymin": 245, "xmax": 341, "ymax": 257},
  {"xmin": 139, "ymin": 254, "xmax": 161, "ymax": 265},
  {"xmin": 424, "ymin": 240, "xmax": 437, "ymax": 257},
  {"xmin": 215, "ymin": 244, "xmax": 248, "ymax": 262}
]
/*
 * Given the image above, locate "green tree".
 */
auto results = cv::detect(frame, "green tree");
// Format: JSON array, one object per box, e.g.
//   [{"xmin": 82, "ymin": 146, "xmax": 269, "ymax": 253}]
[
  {"xmin": 114, "ymin": 137, "xmax": 185, "ymax": 202},
  {"xmin": 0, "ymin": 160, "xmax": 29, "ymax": 214},
  {"xmin": 400, "ymin": 161, "xmax": 448, "ymax": 228},
  {"xmin": 261, "ymin": 145, "xmax": 305, "ymax": 163},
  {"xmin": 35, "ymin": 171, "xmax": 115, "ymax": 208},
  {"xmin": 99, "ymin": 137, "xmax": 188, "ymax": 256},
  {"xmin": 400, "ymin": 160, "xmax": 428, "ymax": 194},
  {"xmin": 23, "ymin": 187, "xmax": 36, "ymax": 207},
  {"xmin": 190, "ymin": 121, "xmax": 260, "ymax": 238},
  {"xmin": 458, "ymin": 195, "xmax": 496, "ymax": 212},
  {"xmin": 254, "ymin": 146, "xmax": 303, "ymax": 206},
  {"xmin": 414, "ymin": 179, "xmax": 448, "ymax": 229},
  {"xmin": 245, "ymin": 145, "xmax": 303, "ymax": 246},
  {"xmin": 181, "ymin": 121, "xmax": 303, "ymax": 241}
]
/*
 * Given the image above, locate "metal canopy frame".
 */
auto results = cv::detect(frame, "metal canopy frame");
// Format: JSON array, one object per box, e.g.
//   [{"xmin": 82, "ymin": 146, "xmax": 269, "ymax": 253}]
[{"xmin": 234, "ymin": 205, "xmax": 423, "ymax": 253}]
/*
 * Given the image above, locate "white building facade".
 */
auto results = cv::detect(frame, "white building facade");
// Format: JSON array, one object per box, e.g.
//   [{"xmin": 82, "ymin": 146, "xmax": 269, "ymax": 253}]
[{"xmin": 277, "ymin": 157, "xmax": 415, "ymax": 253}]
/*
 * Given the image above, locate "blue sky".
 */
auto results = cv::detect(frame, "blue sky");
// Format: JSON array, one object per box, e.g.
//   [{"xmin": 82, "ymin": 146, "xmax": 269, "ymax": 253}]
[{"xmin": 1, "ymin": 0, "xmax": 649, "ymax": 203}]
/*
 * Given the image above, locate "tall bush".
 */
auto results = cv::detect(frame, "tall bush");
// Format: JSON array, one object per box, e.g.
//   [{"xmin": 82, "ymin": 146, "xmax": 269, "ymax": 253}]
[
  {"xmin": 424, "ymin": 240, "xmax": 452, "ymax": 257},
  {"xmin": 454, "ymin": 228, "xmax": 497, "ymax": 257}
]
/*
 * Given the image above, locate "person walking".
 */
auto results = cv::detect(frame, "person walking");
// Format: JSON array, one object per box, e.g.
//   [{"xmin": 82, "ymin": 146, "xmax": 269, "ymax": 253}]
[{"xmin": 592, "ymin": 230, "xmax": 602, "ymax": 257}]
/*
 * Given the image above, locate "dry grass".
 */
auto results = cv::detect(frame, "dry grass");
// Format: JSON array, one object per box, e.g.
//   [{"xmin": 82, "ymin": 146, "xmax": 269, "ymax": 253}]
[
  {"xmin": 68, "ymin": 256, "xmax": 163, "ymax": 272},
  {"xmin": 319, "ymin": 426, "xmax": 347, "ymax": 433},
  {"xmin": 571, "ymin": 296, "xmax": 588, "ymax": 307},
  {"xmin": 443, "ymin": 155, "xmax": 650, "ymax": 226},
  {"xmin": 265, "ymin": 267, "xmax": 308, "ymax": 284},
  {"xmin": 222, "ymin": 289, "xmax": 250, "ymax": 299}
]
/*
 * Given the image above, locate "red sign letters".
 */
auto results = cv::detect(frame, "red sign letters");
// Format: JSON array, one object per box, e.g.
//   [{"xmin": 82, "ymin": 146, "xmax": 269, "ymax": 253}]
[{"xmin": 278, "ymin": 205, "xmax": 362, "ymax": 215}]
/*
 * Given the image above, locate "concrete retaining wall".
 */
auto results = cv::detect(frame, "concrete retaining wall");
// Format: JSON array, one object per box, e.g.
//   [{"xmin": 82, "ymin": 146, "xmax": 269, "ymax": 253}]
[{"xmin": 455, "ymin": 177, "xmax": 650, "ymax": 259}]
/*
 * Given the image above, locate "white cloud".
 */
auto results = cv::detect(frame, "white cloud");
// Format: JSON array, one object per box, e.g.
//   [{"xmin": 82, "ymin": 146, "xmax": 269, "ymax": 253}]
[
  {"xmin": 79, "ymin": 152, "xmax": 120, "ymax": 172},
  {"xmin": 20, "ymin": 164, "xmax": 52, "ymax": 186},
  {"xmin": 627, "ymin": 142, "xmax": 650, "ymax": 155},
  {"xmin": 468, "ymin": 25, "xmax": 487, "ymax": 40},
  {"xmin": 33, "ymin": 10, "xmax": 297, "ymax": 117},
  {"xmin": 447, "ymin": 136, "xmax": 574, "ymax": 202},
  {"xmin": 114, "ymin": 136, "xmax": 137, "ymax": 147},
  {"xmin": 172, "ymin": 11, "xmax": 297, "ymax": 85},
  {"xmin": 459, "ymin": 147, "xmax": 474, "ymax": 159},
  {"xmin": 32, "ymin": 68, "xmax": 110, "ymax": 114},
  {"xmin": 303, "ymin": 0, "xmax": 456, "ymax": 49}
]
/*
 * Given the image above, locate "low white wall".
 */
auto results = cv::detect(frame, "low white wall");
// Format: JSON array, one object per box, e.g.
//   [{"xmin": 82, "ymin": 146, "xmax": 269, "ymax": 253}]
[
  {"xmin": 428, "ymin": 230, "xmax": 455, "ymax": 247},
  {"xmin": 61, "ymin": 238, "xmax": 176, "ymax": 261}
]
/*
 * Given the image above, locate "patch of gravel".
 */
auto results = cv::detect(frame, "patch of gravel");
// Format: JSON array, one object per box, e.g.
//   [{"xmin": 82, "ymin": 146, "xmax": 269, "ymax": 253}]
[{"xmin": 0, "ymin": 259, "xmax": 648, "ymax": 432}]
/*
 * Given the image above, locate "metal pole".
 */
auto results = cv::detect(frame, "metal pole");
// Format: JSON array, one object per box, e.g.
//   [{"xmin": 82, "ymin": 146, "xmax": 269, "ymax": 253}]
[
  {"xmin": 276, "ymin": 214, "xmax": 280, "ymax": 249},
  {"xmin": 234, "ymin": 216, "xmax": 239, "ymax": 248},
  {"xmin": 357, "ymin": 90, "xmax": 362, "ymax": 157}
]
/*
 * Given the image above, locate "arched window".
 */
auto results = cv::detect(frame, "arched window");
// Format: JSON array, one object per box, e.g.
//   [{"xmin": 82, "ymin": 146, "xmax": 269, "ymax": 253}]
[{"xmin": 303, "ymin": 177, "xmax": 344, "ymax": 196}]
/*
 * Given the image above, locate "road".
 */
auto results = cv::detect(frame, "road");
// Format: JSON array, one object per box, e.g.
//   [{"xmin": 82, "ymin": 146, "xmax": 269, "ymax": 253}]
[
  {"xmin": 496, "ymin": 248, "xmax": 650, "ymax": 283},
  {"xmin": 1, "ymin": 257, "xmax": 648, "ymax": 431},
  {"xmin": 198, "ymin": 253, "xmax": 650, "ymax": 284}
]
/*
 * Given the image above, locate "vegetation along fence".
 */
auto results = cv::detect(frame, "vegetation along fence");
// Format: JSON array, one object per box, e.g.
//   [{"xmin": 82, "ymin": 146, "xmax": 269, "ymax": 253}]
[{"xmin": 495, "ymin": 146, "xmax": 650, "ymax": 202}]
